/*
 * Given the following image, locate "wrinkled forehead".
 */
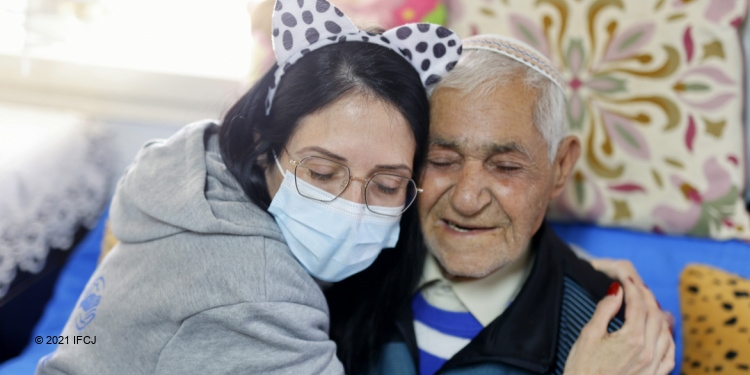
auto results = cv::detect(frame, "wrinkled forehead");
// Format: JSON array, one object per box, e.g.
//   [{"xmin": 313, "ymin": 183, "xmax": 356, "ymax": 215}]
[{"xmin": 428, "ymin": 83, "xmax": 546, "ymax": 159}]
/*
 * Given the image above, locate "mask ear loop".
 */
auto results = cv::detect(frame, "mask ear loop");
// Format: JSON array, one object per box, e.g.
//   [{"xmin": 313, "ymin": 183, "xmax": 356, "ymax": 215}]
[{"xmin": 272, "ymin": 150, "xmax": 285, "ymax": 174}]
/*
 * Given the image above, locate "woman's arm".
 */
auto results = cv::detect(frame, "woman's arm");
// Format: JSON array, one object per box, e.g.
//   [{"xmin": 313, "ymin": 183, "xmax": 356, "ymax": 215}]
[{"xmin": 155, "ymin": 301, "xmax": 344, "ymax": 374}]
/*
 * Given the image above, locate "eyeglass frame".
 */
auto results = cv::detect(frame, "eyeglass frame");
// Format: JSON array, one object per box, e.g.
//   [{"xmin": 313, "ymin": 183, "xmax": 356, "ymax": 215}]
[{"xmin": 286, "ymin": 155, "xmax": 423, "ymax": 216}]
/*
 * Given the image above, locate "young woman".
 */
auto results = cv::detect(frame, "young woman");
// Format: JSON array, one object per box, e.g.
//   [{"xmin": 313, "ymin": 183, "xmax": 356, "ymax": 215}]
[{"xmin": 36, "ymin": 0, "xmax": 461, "ymax": 373}]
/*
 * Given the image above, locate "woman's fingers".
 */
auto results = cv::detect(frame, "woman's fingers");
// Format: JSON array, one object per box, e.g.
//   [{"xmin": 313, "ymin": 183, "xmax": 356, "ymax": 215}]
[
  {"xmin": 640, "ymin": 284, "xmax": 663, "ymax": 365},
  {"xmin": 620, "ymin": 275, "xmax": 647, "ymax": 336},
  {"xmin": 663, "ymin": 310, "xmax": 675, "ymax": 333},
  {"xmin": 584, "ymin": 281, "xmax": 624, "ymax": 336},
  {"xmin": 655, "ymin": 325, "xmax": 676, "ymax": 375}
]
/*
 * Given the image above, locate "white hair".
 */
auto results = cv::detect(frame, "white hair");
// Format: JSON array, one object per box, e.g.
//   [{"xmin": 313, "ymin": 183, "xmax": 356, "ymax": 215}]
[{"xmin": 434, "ymin": 49, "xmax": 567, "ymax": 162}]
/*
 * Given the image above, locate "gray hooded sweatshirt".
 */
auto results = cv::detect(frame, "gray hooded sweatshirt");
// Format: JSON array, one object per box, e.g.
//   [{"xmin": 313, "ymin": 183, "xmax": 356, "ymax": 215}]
[{"xmin": 36, "ymin": 121, "xmax": 344, "ymax": 374}]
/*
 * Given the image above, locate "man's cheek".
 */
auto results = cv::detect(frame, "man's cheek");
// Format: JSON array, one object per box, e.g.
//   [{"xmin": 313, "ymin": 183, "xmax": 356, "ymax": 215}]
[{"xmin": 418, "ymin": 174, "xmax": 449, "ymax": 209}]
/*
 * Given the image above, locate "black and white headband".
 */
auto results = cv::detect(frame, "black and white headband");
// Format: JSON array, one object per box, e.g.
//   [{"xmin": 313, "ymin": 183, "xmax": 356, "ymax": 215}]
[{"xmin": 266, "ymin": 0, "xmax": 463, "ymax": 115}]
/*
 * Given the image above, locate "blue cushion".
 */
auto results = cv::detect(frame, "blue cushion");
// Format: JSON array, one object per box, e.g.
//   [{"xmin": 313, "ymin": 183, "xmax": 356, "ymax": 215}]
[
  {"xmin": 550, "ymin": 221, "xmax": 750, "ymax": 375},
  {"xmin": 5, "ymin": 215, "xmax": 747, "ymax": 374},
  {"xmin": 0, "ymin": 208, "xmax": 107, "ymax": 374}
]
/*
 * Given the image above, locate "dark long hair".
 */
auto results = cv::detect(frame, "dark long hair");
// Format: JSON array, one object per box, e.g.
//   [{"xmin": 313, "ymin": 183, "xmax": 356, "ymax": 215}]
[
  {"xmin": 219, "ymin": 42, "xmax": 430, "ymax": 211},
  {"xmin": 326, "ymin": 201, "xmax": 428, "ymax": 373}
]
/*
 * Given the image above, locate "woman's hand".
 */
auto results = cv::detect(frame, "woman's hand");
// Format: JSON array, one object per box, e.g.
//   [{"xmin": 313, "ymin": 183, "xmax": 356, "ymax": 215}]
[
  {"xmin": 590, "ymin": 259, "xmax": 675, "ymax": 330},
  {"xmin": 563, "ymin": 277, "xmax": 675, "ymax": 375}
]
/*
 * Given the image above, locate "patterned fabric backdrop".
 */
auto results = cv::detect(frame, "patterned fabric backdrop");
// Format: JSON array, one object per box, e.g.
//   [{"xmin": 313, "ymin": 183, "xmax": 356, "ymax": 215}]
[{"xmin": 446, "ymin": 0, "xmax": 750, "ymax": 240}]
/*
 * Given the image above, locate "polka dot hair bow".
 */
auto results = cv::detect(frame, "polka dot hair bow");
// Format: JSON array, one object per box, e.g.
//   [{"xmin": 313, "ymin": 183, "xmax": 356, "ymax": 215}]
[{"xmin": 265, "ymin": 0, "xmax": 463, "ymax": 115}]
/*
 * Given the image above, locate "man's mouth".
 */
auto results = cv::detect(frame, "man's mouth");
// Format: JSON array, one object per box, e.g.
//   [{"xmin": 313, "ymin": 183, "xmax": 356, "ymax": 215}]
[
  {"xmin": 443, "ymin": 219, "xmax": 492, "ymax": 233},
  {"xmin": 447, "ymin": 221, "xmax": 470, "ymax": 232}
]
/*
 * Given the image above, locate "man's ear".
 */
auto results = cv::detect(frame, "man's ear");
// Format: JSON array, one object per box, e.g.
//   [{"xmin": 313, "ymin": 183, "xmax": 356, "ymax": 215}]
[{"xmin": 550, "ymin": 135, "xmax": 581, "ymax": 198}]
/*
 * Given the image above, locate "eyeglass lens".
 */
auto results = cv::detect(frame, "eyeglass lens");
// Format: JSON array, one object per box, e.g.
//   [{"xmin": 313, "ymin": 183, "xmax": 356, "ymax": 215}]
[{"xmin": 294, "ymin": 156, "xmax": 417, "ymax": 215}]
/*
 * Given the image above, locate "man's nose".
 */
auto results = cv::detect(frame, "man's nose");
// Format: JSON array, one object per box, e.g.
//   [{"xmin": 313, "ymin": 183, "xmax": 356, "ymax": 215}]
[{"xmin": 449, "ymin": 160, "xmax": 492, "ymax": 216}]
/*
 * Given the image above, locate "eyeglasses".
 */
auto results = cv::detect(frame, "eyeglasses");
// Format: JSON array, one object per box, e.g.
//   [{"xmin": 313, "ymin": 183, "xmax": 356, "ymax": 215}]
[{"xmin": 288, "ymin": 155, "xmax": 422, "ymax": 216}]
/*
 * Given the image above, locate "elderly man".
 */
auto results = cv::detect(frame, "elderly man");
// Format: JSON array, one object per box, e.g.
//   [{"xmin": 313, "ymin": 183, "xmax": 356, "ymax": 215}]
[{"xmin": 327, "ymin": 35, "xmax": 673, "ymax": 375}]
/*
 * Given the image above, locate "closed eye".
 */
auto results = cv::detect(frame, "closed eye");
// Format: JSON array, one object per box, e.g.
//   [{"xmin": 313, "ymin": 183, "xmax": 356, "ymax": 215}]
[
  {"xmin": 373, "ymin": 183, "xmax": 399, "ymax": 195},
  {"xmin": 427, "ymin": 159, "xmax": 458, "ymax": 168},
  {"xmin": 490, "ymin": 162, "xmax": 523, "ymax": 173},
  {"xmin": 308, "ymin": 170, "xmax": 334, "ymax": 181},
  {"xmin": 496, "ymin": 165, "xmax": 521, "ymax": 172}
]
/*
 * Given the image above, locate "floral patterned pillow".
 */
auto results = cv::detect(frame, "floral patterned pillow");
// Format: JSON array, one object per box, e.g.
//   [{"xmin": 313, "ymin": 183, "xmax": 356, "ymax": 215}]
[{"xmin": 446, "ymin": 0, "xmax": 750, "ymax": 240}]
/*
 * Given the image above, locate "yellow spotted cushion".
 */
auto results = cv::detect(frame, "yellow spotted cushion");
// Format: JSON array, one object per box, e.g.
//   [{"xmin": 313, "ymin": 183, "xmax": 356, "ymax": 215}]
[
  {"xmin": 444, "ymin": 0, "xmax": 750, "ymax": 239},
  {"xmin": 680, "ymin": 264, "xmax": 750, "ymax": 373}
]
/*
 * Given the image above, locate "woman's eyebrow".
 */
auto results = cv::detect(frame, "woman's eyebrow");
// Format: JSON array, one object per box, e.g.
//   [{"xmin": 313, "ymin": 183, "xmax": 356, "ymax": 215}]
[
  {"xmin": 296, "ymin": 146, "xmax": 347, "ymax": 162},
  {"xmin": 297, "ymin": 146, "xmax": 412, "ymax": 174},
  {"xmin": 373, "ymin": 164, "xmax": 412, "ymax": 173}
]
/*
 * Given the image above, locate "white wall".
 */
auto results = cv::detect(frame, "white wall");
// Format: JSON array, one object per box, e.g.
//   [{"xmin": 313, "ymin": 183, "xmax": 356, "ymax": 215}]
[{"xmin": 0, "ymin": 53, "xmax": 248, "ymax": 182}]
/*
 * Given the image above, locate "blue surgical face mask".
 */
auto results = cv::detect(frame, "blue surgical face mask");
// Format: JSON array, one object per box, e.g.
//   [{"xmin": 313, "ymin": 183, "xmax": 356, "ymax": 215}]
[{"xmin": 267, "ymin": 156, "xmax": 402, "ymax": 282}]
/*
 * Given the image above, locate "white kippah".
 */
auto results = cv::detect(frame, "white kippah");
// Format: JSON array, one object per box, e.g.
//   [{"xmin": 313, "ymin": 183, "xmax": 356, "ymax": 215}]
[{"xmin": 462, "ymin": 34, "xmax": 565, "ymax": 93}]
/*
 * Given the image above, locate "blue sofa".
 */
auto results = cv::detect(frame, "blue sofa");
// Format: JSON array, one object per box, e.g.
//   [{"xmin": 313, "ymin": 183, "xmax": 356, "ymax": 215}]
[{"xmin": 2, "ymin": 209, "xmax": 749, "ymax": 374}]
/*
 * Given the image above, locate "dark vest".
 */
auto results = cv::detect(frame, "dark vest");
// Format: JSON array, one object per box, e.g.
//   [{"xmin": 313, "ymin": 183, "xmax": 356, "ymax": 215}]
[{"xmin": 368, "ymin": 223, "xmax": 625, "ymax": 375}]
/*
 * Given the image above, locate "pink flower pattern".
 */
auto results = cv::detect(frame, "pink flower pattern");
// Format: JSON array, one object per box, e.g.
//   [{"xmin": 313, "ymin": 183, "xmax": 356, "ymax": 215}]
[{"xmin": 445, "ymin": 0, "xmax": 750, "ymax": 239}]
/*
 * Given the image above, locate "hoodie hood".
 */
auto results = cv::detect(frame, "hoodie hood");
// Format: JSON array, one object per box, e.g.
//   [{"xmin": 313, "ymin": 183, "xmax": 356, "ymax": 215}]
[{"xmin": 110, "ymin": 120, "xmax": 283, "ymax": 244}]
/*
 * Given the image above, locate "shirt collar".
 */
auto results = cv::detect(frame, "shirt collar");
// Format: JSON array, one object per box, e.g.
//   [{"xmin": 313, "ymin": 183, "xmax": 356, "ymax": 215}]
[{"xmin": 418, "ymin": 245, "xmax": 535, "ymax": 327}]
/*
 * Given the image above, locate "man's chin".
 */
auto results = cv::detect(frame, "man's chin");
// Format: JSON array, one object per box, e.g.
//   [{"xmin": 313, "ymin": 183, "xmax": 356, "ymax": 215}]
[{"xmin": 436, "ymin": 256, "xmax": 502, "ymax": 281}]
